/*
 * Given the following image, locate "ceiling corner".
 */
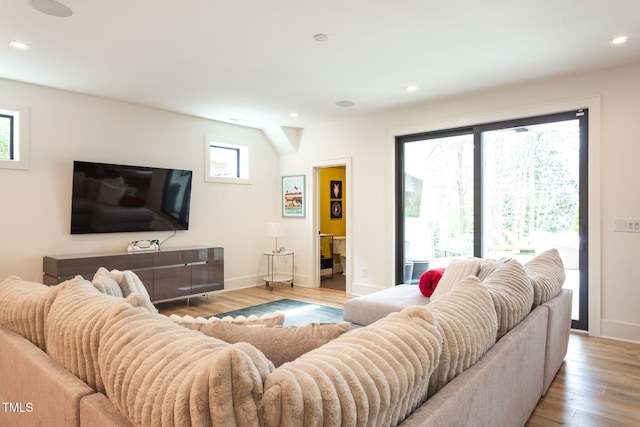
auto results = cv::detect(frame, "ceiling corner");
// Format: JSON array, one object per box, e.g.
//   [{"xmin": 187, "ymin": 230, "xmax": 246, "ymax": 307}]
[{"xmin": 262, "ymin": 125, "xmax": 303, "ymax": 154}]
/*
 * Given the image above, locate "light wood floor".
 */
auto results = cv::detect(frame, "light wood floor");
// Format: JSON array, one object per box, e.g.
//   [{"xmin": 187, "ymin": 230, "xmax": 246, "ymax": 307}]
[
  {"xmin": 527, "ymin": 332, "xmax": 640, "ymax": 426},
  {"xmin": 157, "ymin": 286, "xmax": 640, "ymax": 426},
  {"xmin": 155, "ymin": 284, "xmax": 353, "ymax": 318}
]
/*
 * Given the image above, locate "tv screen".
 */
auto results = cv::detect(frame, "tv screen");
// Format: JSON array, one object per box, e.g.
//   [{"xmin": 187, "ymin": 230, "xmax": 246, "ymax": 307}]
[{"xmin": 71, "ymin": 161, "xmax": 192, "ymax": 234}]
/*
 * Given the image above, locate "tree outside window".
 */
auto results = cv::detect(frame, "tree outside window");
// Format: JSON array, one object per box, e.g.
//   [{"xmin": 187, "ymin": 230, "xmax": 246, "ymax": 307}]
[{"xmin": 0, "ymin": 114, "xmax": 12, "ymax": 160}]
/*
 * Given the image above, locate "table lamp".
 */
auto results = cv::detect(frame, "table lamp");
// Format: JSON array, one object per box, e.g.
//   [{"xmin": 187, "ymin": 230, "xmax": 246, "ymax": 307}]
[{"xmin": 267, "ymin": 223, "xmax": 284, "ymax": 253}]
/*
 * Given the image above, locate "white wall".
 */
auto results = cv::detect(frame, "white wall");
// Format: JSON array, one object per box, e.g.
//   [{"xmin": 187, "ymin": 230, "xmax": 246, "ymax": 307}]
[
  {"xmin": 0, "ymin": 78, "xmax": 281, "ymax": 289},
  {"xmin": 288, "ymin": 62, "xmax": 640, "ymax": 343}
]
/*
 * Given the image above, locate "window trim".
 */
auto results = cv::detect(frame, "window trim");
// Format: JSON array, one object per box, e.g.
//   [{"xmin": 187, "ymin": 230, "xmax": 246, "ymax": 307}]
[
  {"xmin": 204, "ymin": 137, "xmax": 252, "ymax": 185},
  {"xmin": 0, "ymin": 105, "xmax": 30, "ymax": 170}
]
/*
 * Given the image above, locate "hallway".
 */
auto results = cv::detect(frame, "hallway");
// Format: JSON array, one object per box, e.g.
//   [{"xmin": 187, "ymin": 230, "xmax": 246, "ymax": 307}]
[{"xmin": 320, "ymin": 272, "xmax": 346, "ymax": 292}]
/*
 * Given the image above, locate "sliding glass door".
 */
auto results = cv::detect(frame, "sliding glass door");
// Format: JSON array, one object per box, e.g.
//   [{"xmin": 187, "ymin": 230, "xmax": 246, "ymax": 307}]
[
  {"xmin": 398, "ymin": 130, "xmax": 474, "ymax": 283},
  {"xmin": 395, "ymin": 110, "xmax": 588, "ymax": 330}
]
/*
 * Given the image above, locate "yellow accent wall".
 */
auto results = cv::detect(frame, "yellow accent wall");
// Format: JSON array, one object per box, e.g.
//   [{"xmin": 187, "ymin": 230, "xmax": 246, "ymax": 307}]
[
  {"xmin": 319, "ymin": 167, "xmax": 346, "ymax": 258},
  {"xmin": 320, "ymin": 166, "xmax": 346, "ymax": 235}
]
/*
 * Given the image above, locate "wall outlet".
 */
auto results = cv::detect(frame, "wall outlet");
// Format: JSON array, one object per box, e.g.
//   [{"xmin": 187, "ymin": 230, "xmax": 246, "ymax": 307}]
[
  {"xmin": 361, "ymin": 267, "xmax": 368, "ymax": 278},
  {"xmin": 614, "ymin": 218, "xmax": 640, "ymax": 232}
]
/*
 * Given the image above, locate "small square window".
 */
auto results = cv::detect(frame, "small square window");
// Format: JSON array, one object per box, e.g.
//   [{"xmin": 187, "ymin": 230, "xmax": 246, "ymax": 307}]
[
  {"xmin": 204, "ymin": 138, "xmax": 251, "ymax": 184},
  {"xmin": 210, "ymin": 145, "xmax": 240, "ymax": 178},
  {"xmin": 0, "ymin": 106, "xmax": 30, "ymax": 170}
]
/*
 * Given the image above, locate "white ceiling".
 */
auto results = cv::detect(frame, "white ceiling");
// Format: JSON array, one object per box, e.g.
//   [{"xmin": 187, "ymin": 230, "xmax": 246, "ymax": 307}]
[{"xmin": 1, "ymin": 0, "xmax": 639, "ymax": 134}]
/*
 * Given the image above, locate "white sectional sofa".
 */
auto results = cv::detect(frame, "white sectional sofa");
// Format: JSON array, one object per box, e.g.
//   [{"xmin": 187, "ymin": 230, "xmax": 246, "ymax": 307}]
[
  {"xmin": 343, "ymin": 250, "xmax": 572, "ymax": 426},
  {"xmin": 0, "ymin": 249, "xmax": 570, "ymax": 426}
]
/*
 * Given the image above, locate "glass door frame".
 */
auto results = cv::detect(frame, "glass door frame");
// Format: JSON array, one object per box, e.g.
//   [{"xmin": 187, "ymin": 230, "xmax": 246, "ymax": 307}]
[{"xmin": 395, "ymin": 110, "xmax": 588, "ymax": 330}]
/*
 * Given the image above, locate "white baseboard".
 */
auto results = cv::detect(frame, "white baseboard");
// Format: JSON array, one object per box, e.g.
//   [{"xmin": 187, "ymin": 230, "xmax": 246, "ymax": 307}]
[
  {"xmin": 223, "ymin": 276, "xmax": 393, "ymax": 298},
  {"xmin": 601, "ymin": 319, "xmax": 640, "ymax": 344},
  {"xmin": 223, "ymin": 275, "xmax": 266, "ymax": 291},
  {"xmin": 223, "ymin": 274, "xmax": 313, "ymax": 290}
]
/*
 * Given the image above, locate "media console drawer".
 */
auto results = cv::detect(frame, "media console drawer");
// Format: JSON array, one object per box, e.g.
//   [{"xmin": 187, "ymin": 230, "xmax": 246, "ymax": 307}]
[
  {"xmin": 154, "ymin": 248, "xmax": 208, "ymax": 266},
  {"xmin": 43, "ymin": 247, "xmax": 224, "ymax": 303},
  {"xmin": 43, "ymin": 253, "xmax": 155, "ymax": 280}
]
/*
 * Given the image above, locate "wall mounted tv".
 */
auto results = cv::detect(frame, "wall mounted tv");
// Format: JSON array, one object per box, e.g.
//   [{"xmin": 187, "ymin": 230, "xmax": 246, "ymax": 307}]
[{"xmin": 71, "ymin": 161, "xmax": 193, "ymax": 234}]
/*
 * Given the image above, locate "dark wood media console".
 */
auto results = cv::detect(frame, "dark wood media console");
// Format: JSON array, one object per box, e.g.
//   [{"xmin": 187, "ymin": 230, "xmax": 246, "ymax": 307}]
[{"xmin": 43, "ymin": 247, "xmax": 224, "ymax": 303}]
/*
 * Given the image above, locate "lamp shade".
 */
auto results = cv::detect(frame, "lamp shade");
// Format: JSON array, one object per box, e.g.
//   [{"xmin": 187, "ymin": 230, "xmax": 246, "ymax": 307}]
[
  {"xmin": 267, "ymin": 223, "xmax": 284, "ymax": 237},
  {"xmin": 267, "ymin": 223, "xmax": 284, "ymax": 252}
]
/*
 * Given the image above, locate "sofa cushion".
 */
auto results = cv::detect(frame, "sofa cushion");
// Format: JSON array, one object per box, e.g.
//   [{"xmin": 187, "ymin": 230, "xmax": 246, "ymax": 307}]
[
  {"xmin": 524, "ymin": 248, "xmax": 566, "ymax": 308},
  {"xmin": 101, "ymin": 269, "xmax": 157, "ymax": 313},
  {"xmin": 418, "ymin": 268, "xmax": 446, "ymax": 297},
  {"xmin": 0, "ymin": 276, "xmax": 66, "ymax": 351},
  {"xmin": 92, "ymin": 267, "xmax": 124, "ymax": 298},
  {"xmin": 430, "ymin": 258, "xmax": 481, "ymax": 301},
  {"xmin": 260, "ymin": 305, "xmax": 443, "ymax": 427},
  {"xmin": 182, "ymin": 321, "xmax": 349, "ymax": 367},
  {"xmin": 342, "ymin": 284, "xmax": 429, "ymax": 327},
  {"xmin": 425, "ymin": 276, "xmax": 498, "ymax": 396},
  {"xmin": 98, "ymin": 305, "xmax": 273, "ymax": 427},
  {"xmin": 477, "ymin": 258, "xmax": 506, "ymax": 281},
  {"xmin": 45, "ymin": 277, "xmax": 151, "ymax": 393},
  {"xmin": 482, "ymin": 259, "xmax": 534, "ymax": 339}
]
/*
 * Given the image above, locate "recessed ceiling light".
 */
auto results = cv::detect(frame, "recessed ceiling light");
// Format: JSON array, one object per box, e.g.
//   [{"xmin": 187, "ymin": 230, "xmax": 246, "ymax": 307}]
[
  {"xmin": 611, "ymin": 35, "xmax": 629, "ymax": 45},
  {"xmin": 313, "ymin": 33, "xmax": 329, "ymax": 42},
  {"xmin": 30, "ymin": 0, "xmax": 73, "ymax": 17},
  {"xmin": 9, "ymin": 40, "xmax": 30, "ymax": 49},
  {"xmin": 336, "ymin": 100, "xmax": 355, "ymax": 107},
  {"xmin": 406, "ymin": 85, "xmax": 419, "ymax": 92},
  {"xmin": 290, "ymin": 112, "xmax": 299, "ymax": 118}
]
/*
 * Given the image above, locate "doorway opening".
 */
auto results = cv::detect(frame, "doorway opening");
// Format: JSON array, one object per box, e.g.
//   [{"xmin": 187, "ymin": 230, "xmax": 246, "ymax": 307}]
[
  {"xmin": 319, "ymin": 166, "xmax": 346, "ymax": 291},
  {"xmin": 309, "ymin": 158, "xmax": 352, "ymax": 295}
]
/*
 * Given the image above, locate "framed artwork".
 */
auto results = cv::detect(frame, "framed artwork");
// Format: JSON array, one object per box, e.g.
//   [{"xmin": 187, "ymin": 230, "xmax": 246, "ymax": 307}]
[
  {"xmin": 330, "ymin": 200, "xmax": 343, "ymax": 219},
  {"xmin": 282, "ymin": 174, "xmax": 305, "ymax": 217},
  {"xmin": 330, "ymin": 180, "xmax": 342, "ymax": 199}
]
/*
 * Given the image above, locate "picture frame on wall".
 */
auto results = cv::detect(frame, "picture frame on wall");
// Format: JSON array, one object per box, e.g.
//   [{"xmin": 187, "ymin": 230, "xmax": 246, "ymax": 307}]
[
  {"xmin": 330, "ymin": 200, "xmax": 343, "ymax": 219},
  {"xmin": 282, "ymin": 174, "xmax": 305, "ymax": 217},
  {"xmin": 330, "ymin": 180, "xmax": 342, "ymax": 199}
]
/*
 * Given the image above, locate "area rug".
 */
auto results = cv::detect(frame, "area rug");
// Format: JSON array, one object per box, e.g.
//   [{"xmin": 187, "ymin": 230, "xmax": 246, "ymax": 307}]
[{"xmin": 213, "ymin": 298, "xmax": 344, "ymax": 326}]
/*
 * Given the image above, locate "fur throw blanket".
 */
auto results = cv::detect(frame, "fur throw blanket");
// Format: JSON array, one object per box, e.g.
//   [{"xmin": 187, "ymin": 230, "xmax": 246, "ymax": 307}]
[
  {"xmin": 426, "ymin": 276, "xmax": 498, "ymax": 395},
  {"xmin": 0, "ymin": 276, "xmax": 64, "ymax": 351},
  {"xmin": 260, "ymin": 305, "xmax": 443, "ymax": 427},
  {"xmin": 98, "ymin": 306, "xmax": 273, "ymax": 427}
]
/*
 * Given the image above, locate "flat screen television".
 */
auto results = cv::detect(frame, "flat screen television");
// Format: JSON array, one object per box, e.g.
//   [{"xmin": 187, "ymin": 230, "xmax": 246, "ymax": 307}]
[{"xmin": 71, "ymin": 161, "xmax": 193, "ymax": 234}]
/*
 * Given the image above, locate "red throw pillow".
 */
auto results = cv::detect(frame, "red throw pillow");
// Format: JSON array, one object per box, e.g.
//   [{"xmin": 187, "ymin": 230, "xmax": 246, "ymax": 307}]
[{"xmin": 419, "ymin": 268, "xmax": 446, "ymax": 297}]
